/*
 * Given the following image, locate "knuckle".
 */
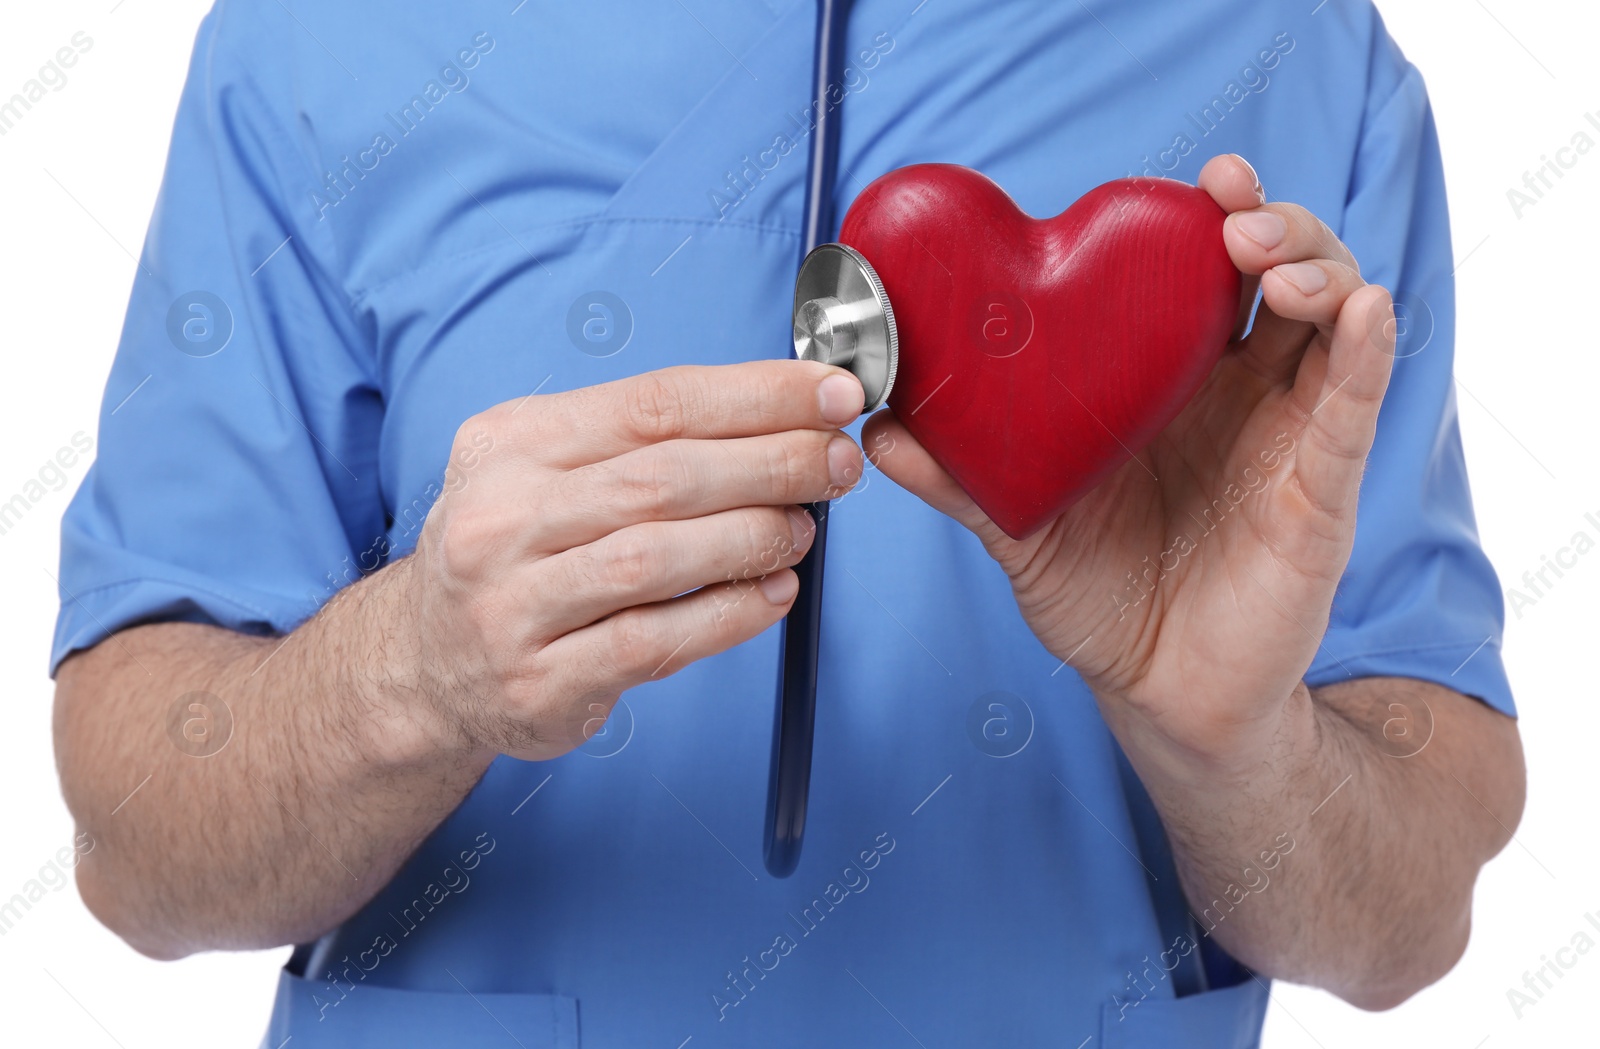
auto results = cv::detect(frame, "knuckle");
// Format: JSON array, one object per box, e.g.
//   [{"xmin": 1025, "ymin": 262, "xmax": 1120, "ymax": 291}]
[
  {"xmin": 709, "ymin": 576, "xmax": 765, "ymax": 633},
  {"xmin": 776, "ymin": 430, "xmax": 828, "ymax": 496},
  {"xmin": 498, "ymin": 650, "xmax": 554, "ymax": 713},
  {"xmin": 768, "ymin": 507, "xmax": 805, "ymax": 559},
  {"xmin": 745, "ymin": 509, "xmax": 796, "ymax": 573},
  {"xmin": 705, "ymin": 582, "xmax": 750, "ymax": 628},
  {"xmin": 623, "ymin": 371, "xmax": 685, "ymax": 440},
  {"xmin": 722, "ymin": 544, "xmax": 762, "ymax": 589},
  {"xmin": 434, "ymin": 512, "xmax": 498, "ymax": 582},
  {"xmin": 832, "ymin": 441, "xmax": 863, "ymax": 493},
  {"xmin": 752, "ymin": 363, "xmax": 802, "ymax": 420},
  {"xmin": 1274, "ymin": 201, "xmax": 1315, "ymax": 231},
  {"xmin": 444, "ymin": 420, "xmax": 499, "ymax": 490},
  {"xmin": 599, "ymin": 530, "xmax": 658, "ymax": 594},
  {"xmin": 1296, "ymin": 208, "xmax": 1343, "ymax": 256},
  {"xmin": 453, "ymin": 411, "xmax": 492, "ymax": 452},
  {"xmin": 1266, "ymin": 204, "xmax": 1312, "ymax": 245},
  {"xmin": 619, "ymin": 446, "xmax": 685, "ymax": 515},
  {"xmin": 605, "ymin": 611, "xmax": 657, "ymax": 671},
  {"xmin": 458, "ymin": 402, "xmax": 508, "ymax": 441}
]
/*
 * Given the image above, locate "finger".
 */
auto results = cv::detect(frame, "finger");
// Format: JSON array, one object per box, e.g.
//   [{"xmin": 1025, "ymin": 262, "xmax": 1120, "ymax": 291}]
[
  {"xmin": 529, "ymin": 505, "xmax": 815, "ymax": 638},
  {"xmin": 1197, "ymin": 153, "xmax": 1266, "ymax": 213},
  {"xmin": 862, "ymin": 411, "xmax": 1013, "ymax": 549},
  {"xmin": 1196, "ymin": 155, "xmax": 1265, "ymax": 339},
  {"xmin": 549, "ymin": 568, "xmax": 801, "ymax": 696},
  {"xmin": 504, "ymin": 361, "xmax": 865, "ymax": 469},
  {"xmin": 533, "ymin": 429, "xmax": 862, "ymax": 551},
  {"xmin": 1239, "ymin": 259, "xmax": 1368, "ymax": 385},
  {"xmin": 1290, "ymin": 283, "xmax": 1396, "ymax": 518},
  {"xmin": 1224, "ymin": 202, "xmax": 1359, "ymax": 276},
  {"xmin": 1260, "ymin": 259, "xmax": 1367, "ymax": 331}
]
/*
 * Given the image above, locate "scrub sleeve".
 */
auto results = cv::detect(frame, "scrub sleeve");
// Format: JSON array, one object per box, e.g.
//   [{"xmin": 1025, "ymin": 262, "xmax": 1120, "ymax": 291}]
[
  {"xmin": 51, "ymin": 11, "xmax": 384, "ymax": 676},
  {"xmin": 1305, "ymin": 52, "xmax": 1515, "ymax": 717}
]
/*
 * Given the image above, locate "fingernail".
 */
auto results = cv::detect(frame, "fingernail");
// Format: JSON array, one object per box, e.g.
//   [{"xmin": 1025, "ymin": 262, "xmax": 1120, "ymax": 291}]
[
  {"xmin": 759, "ymin": 570, "xmax": 799, "ymax": 605},
  {"xmin": 827, "ymin": 436, "xmax": 859, "ymax": 489},
  {"xmin": 788, "ymin": 508, "xmax": 815, "ymax": 550},
  {"xmin": 1235, "ymin": 211, "xmax": 1286, "ymax": 250},
  {"xmin": 818, "ymin": 373, "xmax": 864, "ymax": 425},
  {"xmin": 1274, "ymin": 262, "xmax": 1327, "ymax": 295},
  {"xmin": 1233, "ymin": 154, "xmax": 1265, "ymax": 203}
]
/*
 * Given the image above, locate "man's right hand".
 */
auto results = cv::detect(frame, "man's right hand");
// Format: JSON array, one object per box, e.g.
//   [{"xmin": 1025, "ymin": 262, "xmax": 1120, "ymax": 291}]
[
  {"xmin": 54, "ymin": 359, "xmax": 864, "ymax": 958},
  {"xmin": 400, "ymin": 360, "xmax": 866, "ymax": 762}
]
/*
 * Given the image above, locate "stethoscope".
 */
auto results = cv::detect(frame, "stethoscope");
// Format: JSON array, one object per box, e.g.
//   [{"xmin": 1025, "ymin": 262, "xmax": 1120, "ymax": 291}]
[{"xmin": 764, "ymin": 0, "xmax": 901, "ymax": 877}]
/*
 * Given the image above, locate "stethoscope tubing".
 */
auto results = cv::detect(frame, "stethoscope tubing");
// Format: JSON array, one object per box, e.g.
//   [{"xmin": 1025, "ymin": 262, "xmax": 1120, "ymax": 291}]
[{"xmin": 763, "ymin": 0, "xmax": 854, "ymax": 879}]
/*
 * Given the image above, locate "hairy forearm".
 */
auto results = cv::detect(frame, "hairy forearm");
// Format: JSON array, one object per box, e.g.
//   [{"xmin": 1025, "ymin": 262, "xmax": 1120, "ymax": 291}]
[
  {"xmin": 1119, "ymin": 677, "xmax": 1524, "ymax": 1009},
  {"xmin": 53, "ymin": 556, "xmax": 490, "ymax": 959}
]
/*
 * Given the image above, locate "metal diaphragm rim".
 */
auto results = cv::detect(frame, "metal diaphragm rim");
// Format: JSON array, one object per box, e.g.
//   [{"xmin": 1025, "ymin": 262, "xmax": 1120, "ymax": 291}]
[{"xmin": 792, "ymin": 243, "xmax": 898, "ymax": 412}]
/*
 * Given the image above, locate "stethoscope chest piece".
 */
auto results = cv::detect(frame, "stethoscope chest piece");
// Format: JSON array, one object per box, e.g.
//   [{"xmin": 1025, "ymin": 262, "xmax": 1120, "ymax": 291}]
[{"xmin": 793, "ymin": 243, "xmax": 899, "ymax": 411}]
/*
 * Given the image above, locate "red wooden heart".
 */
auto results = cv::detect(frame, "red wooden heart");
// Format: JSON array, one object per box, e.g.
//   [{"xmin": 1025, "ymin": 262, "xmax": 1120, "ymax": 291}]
[{"xmin": 839, "ymin": 164, "xmax": 1240, "ymax": 540}]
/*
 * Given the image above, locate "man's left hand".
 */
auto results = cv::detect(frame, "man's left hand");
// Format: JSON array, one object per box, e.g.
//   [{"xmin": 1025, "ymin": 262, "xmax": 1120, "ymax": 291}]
[{"xmin": 865, "ymin": 153, "xmax": 1525, "ymax": 1008}]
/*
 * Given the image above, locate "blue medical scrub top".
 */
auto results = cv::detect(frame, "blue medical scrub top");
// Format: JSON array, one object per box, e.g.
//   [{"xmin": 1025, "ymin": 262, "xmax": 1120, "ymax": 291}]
[{"xmin": 53, "ymin": 1, "xmax": 1516, "ymax": 1046}]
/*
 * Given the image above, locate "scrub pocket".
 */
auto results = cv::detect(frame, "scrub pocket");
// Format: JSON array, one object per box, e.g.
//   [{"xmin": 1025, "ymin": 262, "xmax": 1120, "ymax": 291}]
[
  {"xmin": 260, "ymin": 966, "xmax": 580, "ymax": 1048},
  {"xmin": 1098, "ymin": 977, "xmax": 1269, "ymax": 1049}
]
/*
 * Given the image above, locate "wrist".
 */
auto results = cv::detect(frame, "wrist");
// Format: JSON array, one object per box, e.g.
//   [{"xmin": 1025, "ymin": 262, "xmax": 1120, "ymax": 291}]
[
  {"xmin": 332, "ymin": 554, "xmax": 492, "ymax": 774},
  {"xmin": 1092, "ymin": 679, "xmax": 1321, "ymax": 795}
]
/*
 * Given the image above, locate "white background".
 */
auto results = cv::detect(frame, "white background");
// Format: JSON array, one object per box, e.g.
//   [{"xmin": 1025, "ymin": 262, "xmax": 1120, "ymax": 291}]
[{"xmin": 0, "ymin": 1, "xmax": 1593, "ymax": 1045}]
